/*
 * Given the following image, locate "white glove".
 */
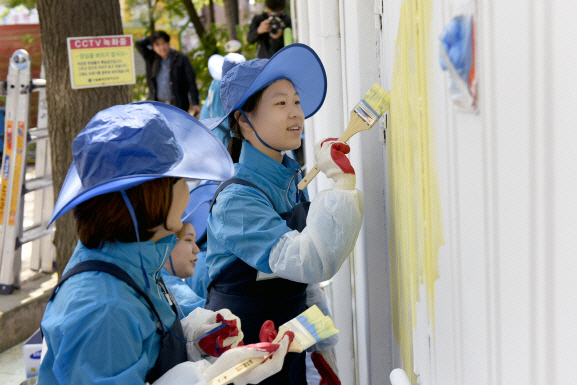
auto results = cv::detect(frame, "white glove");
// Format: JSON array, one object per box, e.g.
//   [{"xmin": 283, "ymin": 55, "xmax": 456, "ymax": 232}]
[
  {"xmin": 315, "ymin": 138, "xmax": 356, "ymax": 190},
  {"xmin": 202, "ymin": 334, "xmax": 292, "ymax": 385},
  {"xmin": 181, "ymin": 308, "xmax": 244, "ymax": 361},
  {"xmin": 151, "ymin": 360, "xmax": 211, "ymax": 385}
]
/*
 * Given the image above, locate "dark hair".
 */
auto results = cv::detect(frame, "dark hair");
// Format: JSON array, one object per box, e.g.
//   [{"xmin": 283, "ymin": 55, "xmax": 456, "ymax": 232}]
[
  {"xmin": 266, "ymin": 0, "xmax": 285, "ymax": 11},
  {"xmin": 227, "ymin": 89, "xmax": 265, "ymax": 163},
  {"xmin": 150, "ymin": 30, "xmax": 170, "ymax": 44},
  {"xmin": 74, "ymin": 177, "xmax": 180, "ymax": 249}
]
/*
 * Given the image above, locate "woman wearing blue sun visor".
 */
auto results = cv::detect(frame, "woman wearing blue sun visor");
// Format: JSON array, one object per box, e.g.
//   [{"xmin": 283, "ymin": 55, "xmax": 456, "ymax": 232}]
[
  {"xmin": 203, "ymin": 44, "xmax": 364, "ymax": 384},
  {"xmin": 38, "ymin": 102, "xmax": 293, "ymax": 385}
]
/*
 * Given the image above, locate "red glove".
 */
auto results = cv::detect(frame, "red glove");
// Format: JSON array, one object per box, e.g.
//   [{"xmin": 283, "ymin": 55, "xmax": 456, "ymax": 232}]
[
  {"xmin": 202, "ymin": 332, "xmax": 295, "ymax": 385},
  {"xmin": 315, "ymin": 138, "xmax": 356, "ymax": 190},
  {"xmin": 197, "ymin": 312, "xmax": 244, "ymax": 357},
  {"xmin": 259, "ymin": 320, "xmax": 279, "ymax": 343},
  {"xmin": 311, "ymin": 350, "xmax": 341, "ymax": 385}
]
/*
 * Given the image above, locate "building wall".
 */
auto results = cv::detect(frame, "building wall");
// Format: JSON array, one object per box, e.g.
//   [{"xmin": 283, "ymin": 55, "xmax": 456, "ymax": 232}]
[{"xmin": 294, "ymin": 0, "xmax": 577, "ymax": 384}]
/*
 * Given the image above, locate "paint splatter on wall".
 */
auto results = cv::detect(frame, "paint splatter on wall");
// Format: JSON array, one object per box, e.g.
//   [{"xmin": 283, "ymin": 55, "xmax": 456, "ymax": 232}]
[{"xmin": 387, "ymin": 0, "xmax": 444, "ymax": 383}]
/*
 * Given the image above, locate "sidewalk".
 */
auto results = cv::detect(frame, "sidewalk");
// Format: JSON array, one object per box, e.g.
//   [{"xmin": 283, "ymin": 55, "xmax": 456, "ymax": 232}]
[{"xmin": 0, "ymin": 341, "xmax": 27, "ymax": 385}]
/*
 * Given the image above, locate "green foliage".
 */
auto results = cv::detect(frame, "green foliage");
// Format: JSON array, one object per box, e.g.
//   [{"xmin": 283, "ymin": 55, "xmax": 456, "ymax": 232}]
[
  {"xmin": 162, "ymin": 0, "xmax": 223, "ymax": 17},
  {"xmin": 186, "ymin": 23, "xmax": 226, "ymax": 104},
  {"xmin": 162, "ymin": 0, "xmax": 186, "ymax": 18},
  {"xmin": 132, "ymin": 74, "xmax": 149, "ymax": 102},
  {"xmin": 0, "ymin": 0, "xmax": 37, "ymax": 9},
  {"xmin": 192, "ymin": 0, "xmax": 223, "ymax": 7},
  {"xmin": 236, "ymin": 24, "xmax": 257, "ymax": 62},
  {"xmin": 186, "ymin": 23, "xmax": 256, "ymax": 104},
  {"xmin": 128, "ymin": 0, "xmax": 258, "ymax": 105}
]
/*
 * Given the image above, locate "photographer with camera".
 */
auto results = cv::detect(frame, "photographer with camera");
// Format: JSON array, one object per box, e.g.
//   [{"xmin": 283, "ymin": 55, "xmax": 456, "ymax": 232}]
[{"xmin": 247, "ymin": 0, "xmax": 291, "ymax": 59}]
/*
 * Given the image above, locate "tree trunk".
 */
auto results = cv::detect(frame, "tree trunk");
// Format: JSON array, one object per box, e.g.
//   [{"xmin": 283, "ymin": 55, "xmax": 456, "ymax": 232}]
[
  {"xmin": 181, "ymin": 0, "xmax": 205, "ymax": 41},
  {"xmin": 148, "ymin": 0, "xmax": 156, "ymax": 34},
  {"xmin": 224, "ymin": 0, "xmax": 239, "ymax": 40},
  {"xmin": 209, "ymin": 0, "xmax": 215, "ymax": 24},
  {"xmin": 37, "ymin": 0, "xmax": 131, "ymax": 278}
]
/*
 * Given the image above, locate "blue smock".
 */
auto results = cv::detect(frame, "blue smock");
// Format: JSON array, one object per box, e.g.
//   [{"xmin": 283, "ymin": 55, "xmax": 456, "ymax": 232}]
[
  {"xmin": 199, "ymin": 79, "xmax": 230, "ymax": 147},
  {"xmin": 39, "ymin": 236, "xmax": 178, "ymax": 384},
  {"xmin": 184, "ymin": 241, "xmax": 210, "ymax": 299},
  {"xmin": 161, "ymin": 267, "xmax": 206, "ymax": 319},
  {"xmin": 206, "ymin": 140, "xmax": 308, "ymax": 280}
]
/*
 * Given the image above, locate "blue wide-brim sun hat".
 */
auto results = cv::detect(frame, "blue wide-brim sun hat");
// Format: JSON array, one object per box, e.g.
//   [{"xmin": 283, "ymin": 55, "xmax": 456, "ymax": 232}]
[
  {"xmin": 49, "ymin": 102, "xmax": 234, "ymax": 226},
  {"xmin": 181, "ymin": 181, "xmax": 219, "ymax": 243},
  {"xmin": 201, "ymin": 43, "xmax": 327, "ymax": 131}
]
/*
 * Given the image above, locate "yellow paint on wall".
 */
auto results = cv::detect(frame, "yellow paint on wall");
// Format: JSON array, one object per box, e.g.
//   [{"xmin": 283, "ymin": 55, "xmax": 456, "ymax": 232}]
[{"xmin": 387, "ymin": 0, "xmax": 444, "ymax": 383}]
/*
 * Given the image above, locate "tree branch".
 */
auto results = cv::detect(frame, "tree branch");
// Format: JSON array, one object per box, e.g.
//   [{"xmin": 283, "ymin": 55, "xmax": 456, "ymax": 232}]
[{"xmin": 180, "ymin": 0, "xmax": 205, "ymax": 41}]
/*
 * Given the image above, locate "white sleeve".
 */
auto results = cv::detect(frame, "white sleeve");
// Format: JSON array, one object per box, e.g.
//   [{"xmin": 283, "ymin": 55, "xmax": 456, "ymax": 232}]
[
  {"xmin": 305, "ymin": 284, "xmax": 339, "ymax": 352},
  {"xmin": 268, "ymin": 188, "xmax": 364, "ymax": 283},
  {"xmin": 151, "ymin": 361, "xmax": 211, "ymax": 385}
]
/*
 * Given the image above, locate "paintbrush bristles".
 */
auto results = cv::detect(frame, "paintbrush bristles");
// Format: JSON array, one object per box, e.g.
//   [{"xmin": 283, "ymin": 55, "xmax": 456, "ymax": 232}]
[
  {"xmin": 297, "ymin": 83, "xmax": 390, "ymax": 190},
  {"xmin": 296, "ymin": 305, "xmax": 339, "ymax": 342},
  {"xmin": 363, "ymin": 83, "xmax": 391, "ymax": 117},
  {"xmin": 298, "ymin": 304, "xmax": 324, "ymax": 321}
]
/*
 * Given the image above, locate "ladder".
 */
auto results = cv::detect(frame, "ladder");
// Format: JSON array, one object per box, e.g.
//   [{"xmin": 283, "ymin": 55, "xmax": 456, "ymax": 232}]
[{"xmin": 0, "ymin": 49, "xmax": 55, "ymax": 294}]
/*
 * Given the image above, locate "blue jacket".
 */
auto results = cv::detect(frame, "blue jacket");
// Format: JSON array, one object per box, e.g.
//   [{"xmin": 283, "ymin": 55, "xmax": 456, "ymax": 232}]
[
  {"xmin": 206, "ymin": 140, "xmax": 308, "ymax": 279},
  {"xmin": 161, "ymin": 267, "xmax": 206, "ymax": 319},
  {"xmin": 39, "ymin": 236, "xmax": 178, "ymax": 385},
  {"xmin": 199, "ymin": 79, "xmax": 230, "ymax": 148},
  {"xmin": 184, "ymin": 242, "xmax": 211, "ymax": 299}
]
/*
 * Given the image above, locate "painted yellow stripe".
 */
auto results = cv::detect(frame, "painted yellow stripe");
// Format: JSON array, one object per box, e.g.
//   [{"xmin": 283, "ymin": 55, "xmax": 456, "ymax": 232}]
[{"xmin": 388, "ymin": 0, "xmax": 444, "ymax": 383}]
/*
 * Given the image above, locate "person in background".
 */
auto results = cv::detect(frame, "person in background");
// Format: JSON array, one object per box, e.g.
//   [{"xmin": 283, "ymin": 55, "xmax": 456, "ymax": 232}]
[
  {"xmin": 200, "ymin": 53, "xmax": 246, "ymax": 148},
  {"xmin": 247, "ymin": 0, "xmax": 291, "ymax": 59},
  {"xmin": 135, "ymin": 31, "xmax": 201, "ymax": 116}
]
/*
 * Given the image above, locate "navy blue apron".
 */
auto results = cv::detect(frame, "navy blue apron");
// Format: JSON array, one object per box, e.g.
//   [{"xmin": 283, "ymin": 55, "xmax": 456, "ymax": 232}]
[
  {"xmin": 205, "ymin": 179, "xmax": 310, "ymax": 385},
  {"xmin": 46, "ymin": 260, "xmax": 187, "ymax": 384}
]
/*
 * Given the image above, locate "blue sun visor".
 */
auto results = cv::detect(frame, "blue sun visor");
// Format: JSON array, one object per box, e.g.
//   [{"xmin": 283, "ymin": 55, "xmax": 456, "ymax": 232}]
[
  {"xmin": 181, "ymin": 181, "xmax": 219, "ymax": 242},
  {"xmin": 49, "ymin": 102, "xmax": 234, "ymax": 226},
  {"xmin": 202, "ymin": 43, "xmax": 327, "ymax": 131}
]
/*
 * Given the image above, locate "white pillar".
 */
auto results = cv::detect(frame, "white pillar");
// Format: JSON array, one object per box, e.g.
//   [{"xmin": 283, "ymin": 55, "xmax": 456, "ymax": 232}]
[
  {"xmin": 313, "ymin": 2, "xmax": 359, "ymax": 384},
  {"xmin": 339, "ymin": 0, "xmax": 395, "ymax": 384}
]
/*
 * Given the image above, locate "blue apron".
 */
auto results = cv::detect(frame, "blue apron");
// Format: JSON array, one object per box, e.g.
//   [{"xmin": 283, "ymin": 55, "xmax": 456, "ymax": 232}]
[
  {"xmin": 205, "ymin": 179, "xmax": 310, "ymax": 385},
  {"xmin": 46, "ymin": 260, "xmax": 188, "ymax": 384}
]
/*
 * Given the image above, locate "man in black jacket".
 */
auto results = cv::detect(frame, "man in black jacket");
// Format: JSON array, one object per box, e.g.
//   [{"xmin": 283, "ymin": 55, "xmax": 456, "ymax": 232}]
[
  {"xmin": 247, "ymin": 0, "xmax": 291, "ymax": 59},
  {"xmin": 135, "ymin": 31, "xmax": 201, "ymax": 115}
]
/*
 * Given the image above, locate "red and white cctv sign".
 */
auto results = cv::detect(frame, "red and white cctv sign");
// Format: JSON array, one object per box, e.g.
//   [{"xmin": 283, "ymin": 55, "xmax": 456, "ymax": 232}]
[{"xmin": 67, "ymin": 35, "xmax": 135, "ymax": 89}]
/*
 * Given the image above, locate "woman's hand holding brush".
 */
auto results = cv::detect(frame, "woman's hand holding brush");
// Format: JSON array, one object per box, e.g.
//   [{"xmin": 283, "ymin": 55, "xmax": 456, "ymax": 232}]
[
  {"xmin": 202, "ymin": 332, "xmax": 294, "ymax": 385},
  {"xmin": 315, "ymin": 138, "xmax": 356, "ymax": 190}
]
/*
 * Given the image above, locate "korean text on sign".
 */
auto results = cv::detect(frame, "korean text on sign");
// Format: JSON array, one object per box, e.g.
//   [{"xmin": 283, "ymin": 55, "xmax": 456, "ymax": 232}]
[{"xmin": 67, "ymin": 35, "xmax": 135, "ymax": 89}]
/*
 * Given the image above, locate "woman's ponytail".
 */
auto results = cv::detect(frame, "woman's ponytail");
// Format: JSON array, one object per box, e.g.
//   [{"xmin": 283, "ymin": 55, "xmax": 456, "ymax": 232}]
[{"xmin": 228, "ymin": 114, "xmax": 244, "ymax": 163}]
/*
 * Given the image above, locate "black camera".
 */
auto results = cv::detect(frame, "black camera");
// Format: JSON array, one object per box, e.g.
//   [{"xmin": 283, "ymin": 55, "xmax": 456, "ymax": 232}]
[{"xmin": 268, "ymin": 12, "xmax": 286, "ymax": 35}]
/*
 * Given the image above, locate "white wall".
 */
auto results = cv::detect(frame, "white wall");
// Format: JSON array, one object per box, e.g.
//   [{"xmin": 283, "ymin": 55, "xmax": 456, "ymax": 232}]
[
  {"xmin": 294, "ymin": 1, "xmax": 394, "ymax": 384},
  {"xmin": 295, "ymin": 0, "xmax": 577, "ymax": 384}
]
